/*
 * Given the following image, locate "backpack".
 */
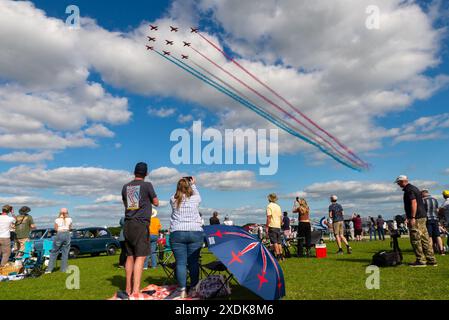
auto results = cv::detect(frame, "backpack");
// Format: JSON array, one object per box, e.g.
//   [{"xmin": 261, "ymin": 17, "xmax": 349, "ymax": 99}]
[
  {"xmin": 371, "ymin": 235, "xmax": 403, "ymax": 267},
  {"xmin": 193, "ymin": 275, "xmax": 231, "ymax": 299}
]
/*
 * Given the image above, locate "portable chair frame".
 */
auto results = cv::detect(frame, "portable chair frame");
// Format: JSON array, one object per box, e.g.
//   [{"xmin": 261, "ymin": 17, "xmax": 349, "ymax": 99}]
[{"xmin": 199, "ymin": 260, "xmax": 237, "ymax": 299}]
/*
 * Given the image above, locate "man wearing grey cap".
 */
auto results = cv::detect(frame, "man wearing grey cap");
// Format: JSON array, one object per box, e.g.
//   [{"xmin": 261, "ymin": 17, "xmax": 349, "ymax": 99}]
[{"xmin": 395, "ymin": 175, "xmax": 437, "ymax": 267}]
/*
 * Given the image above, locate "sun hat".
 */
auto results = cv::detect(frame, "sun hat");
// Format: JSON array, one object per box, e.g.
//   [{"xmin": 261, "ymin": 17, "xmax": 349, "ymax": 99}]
[
  {"xmin": 151, "ymin": 208, "xmax": 158, "ymax": 218},
  {"xmin": 267, "ymin": 193, "xmax": 278, "ymax": 202},
  {"xmin": 19, "ymin": 206, "xmax": 31, "ymax": 215},
  {"xmin": 394, "ymin": 175, "xmax": 408, "ymax": 183}
]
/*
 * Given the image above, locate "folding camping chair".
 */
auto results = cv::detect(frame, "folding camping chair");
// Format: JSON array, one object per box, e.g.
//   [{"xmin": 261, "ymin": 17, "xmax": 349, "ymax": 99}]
[
  {"xmin": 158, "ymin": 235, "xmax": 177, "ymax": 284},
  {"xmin": 22, "ymin": 250, "xmax": 45, "ymax": 278},
  {"xmin": 15, "ymin": 241, "xmax": 34, "ymax": 261},
  {"xmin": 296, "ymin": 230, "xmax": 324, "ymax": 257},
  {"xmin": 199, "ymin": 260, "xmax": 237, "ymax": 299},
  {"xmin": 42, "ymin": 239, "xmax": 53, "ymax": 267}
]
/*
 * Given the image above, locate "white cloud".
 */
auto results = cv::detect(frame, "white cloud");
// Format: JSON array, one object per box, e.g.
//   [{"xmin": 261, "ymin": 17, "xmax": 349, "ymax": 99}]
[
  {"xmin": 0, "ymin": 151, "xmax": 54, "ymax": 163},
  {"xmin": 148, "ymin": 107, "xmax": 177, "ymax": 118},
  {"xmin": 392, "ymin": 113, "xmax": 449, "ymax": 143},
  {"xmin": 94, "ymin": 194, "xmax": 122, "ymax": 203},
  {"xmin": 84, "ymin": 124, "xmax": 115, "ymax": 138},
  {"xmin": 0, "ymin": 196, "xmax": 62, "ymax": 208},
  {"xmin": 177, "ymin": 114, "xmax": 194, "ymax": 124},
  {"xmin": 197, "ymin": 170, "xmax": 272, "ymax": 190}
]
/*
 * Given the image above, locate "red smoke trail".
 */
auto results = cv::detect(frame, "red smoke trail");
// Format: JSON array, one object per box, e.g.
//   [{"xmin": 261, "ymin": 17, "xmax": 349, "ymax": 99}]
[
  {"xmin": 188, "ymin": 58, "xmax": 359, "ymax": 165},
  {"xmin": 190, "ymin": 46, "xmax": 363, "ymax": 169},
  {"xmin": 196, "ymin": 32, "xmax": 368, "ymax": 169}
]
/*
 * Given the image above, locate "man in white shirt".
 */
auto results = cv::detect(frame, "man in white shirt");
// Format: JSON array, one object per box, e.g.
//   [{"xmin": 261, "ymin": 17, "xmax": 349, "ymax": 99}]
[
  {"xmin": 0, "ymin": 205, "xmax": 16, "ymax": 266},
  {"xmin": 223, "ymin": 216, "xmax": 234, "ymax": 226}
]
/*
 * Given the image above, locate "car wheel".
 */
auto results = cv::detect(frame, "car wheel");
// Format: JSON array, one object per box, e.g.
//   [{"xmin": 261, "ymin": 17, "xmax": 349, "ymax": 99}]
[
  {"xmin": 107, "ymin": 244, "xmax": 117, "ymax": 256},
  {"xmin": 69, "ymin": 247, "xmax": 80, "ymax": 259}
]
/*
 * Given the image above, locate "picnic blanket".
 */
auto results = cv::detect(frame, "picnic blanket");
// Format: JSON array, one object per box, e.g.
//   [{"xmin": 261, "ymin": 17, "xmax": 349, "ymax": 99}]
[
  {"xmin": 0, "ymin": 274, "xmax": 25, "ymax": 282},
  {"xmin": 109, "ymin": 284, "xmax": 201, "ymax": 300}
]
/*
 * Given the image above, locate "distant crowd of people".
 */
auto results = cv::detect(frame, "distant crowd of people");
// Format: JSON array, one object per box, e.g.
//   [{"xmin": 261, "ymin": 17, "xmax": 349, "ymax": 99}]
[{"xmin": 0, "ymin": 204, "xmax": 74, "ymax": 273}]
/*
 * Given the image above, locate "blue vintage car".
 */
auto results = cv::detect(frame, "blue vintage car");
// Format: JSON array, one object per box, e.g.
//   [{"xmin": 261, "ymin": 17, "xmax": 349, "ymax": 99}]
[{"xmin": 29, "ymin": 227, "xmax": 120, "ymax": 258}]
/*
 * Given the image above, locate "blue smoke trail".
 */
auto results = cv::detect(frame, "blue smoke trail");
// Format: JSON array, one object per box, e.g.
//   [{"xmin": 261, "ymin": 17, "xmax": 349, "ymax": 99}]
[{"xmin": 153, "ymin": 50, "xmax": 362, "ymax": 171}]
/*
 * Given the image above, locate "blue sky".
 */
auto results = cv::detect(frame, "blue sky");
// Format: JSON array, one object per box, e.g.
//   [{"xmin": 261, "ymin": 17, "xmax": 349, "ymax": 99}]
[{"xmin": 0, "ymin": 0, "xmax": 448, "ymax": 228}]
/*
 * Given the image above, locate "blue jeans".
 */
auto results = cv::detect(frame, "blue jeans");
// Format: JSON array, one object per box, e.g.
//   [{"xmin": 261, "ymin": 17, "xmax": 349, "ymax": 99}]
[
  {"xmin": 170, "ymin": 231, "xmax": 204, "ymax": 290},
  {"xmin": 144, "ymin": 235, "xmax": 159, "ymax": 268},
  {"xmin": 369, "ymin": 228, "xmax": 377, "ymax": 241},
  {"xmin": 378, "ymin": 228, "xmax": 385, "ymax": 240},
  {"xmin": 48, "ymin": 232, "xmax": 71, "ymax": 272}
]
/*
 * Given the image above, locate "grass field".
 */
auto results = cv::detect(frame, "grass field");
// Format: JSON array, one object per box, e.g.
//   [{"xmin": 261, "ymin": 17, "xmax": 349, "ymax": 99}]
[{"xmin": 1, "ymin": 238, "xmax": 448, "ymax": 300}]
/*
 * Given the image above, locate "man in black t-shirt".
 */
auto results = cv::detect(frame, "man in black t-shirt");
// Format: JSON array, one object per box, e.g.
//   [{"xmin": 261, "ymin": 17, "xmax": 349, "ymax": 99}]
[
  {"xmin": 121, "ymin": 162, "xmax": 159, "ymax": 296},
  {"xmin": 395, "ymin": 175, "xmax": 436, "ymax": 267}
]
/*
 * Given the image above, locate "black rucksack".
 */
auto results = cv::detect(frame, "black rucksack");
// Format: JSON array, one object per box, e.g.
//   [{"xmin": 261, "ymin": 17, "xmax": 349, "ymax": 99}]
[
  {"xmin": 371, "ymin": 251, "xmax": 402, "ymax": 267},
  {"xmin": 371, "ymin": 235, "xmax": 403, "ymax": 267}
]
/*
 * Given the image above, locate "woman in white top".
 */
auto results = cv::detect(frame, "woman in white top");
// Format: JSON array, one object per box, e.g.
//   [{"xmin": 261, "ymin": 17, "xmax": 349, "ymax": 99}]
[{"xmin": 46, "ymin": 208, "xmax": 73, "ymax": 273}]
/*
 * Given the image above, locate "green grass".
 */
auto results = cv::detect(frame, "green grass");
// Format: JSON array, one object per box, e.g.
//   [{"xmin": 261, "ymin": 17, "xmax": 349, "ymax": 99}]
[{"xmin": 1, "ymin": 238, "xmax": 448, "ymax": 300}]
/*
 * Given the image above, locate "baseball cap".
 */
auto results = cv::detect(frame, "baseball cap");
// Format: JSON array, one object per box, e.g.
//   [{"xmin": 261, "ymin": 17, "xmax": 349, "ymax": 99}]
[
  {"xmin": 394, "ymin": 175, "xmax": 408, "ymax": 183},
  {"xmin": 443, "ymin": 190, "xmax": 449, "ymax": 198},
  {"xmin": 134, "ymin": 162, "xmax": 148, "ymax": 176}
]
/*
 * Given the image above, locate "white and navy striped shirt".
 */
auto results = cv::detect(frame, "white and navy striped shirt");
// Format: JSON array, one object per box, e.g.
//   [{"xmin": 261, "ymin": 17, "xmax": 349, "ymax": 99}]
[
  {"xmin": 169, "ymin": 184, "xmax": 203, "ymax": 232},
  {"xmin": 423, "ymin": 196, "xmax": 439, "ymax": 221}
]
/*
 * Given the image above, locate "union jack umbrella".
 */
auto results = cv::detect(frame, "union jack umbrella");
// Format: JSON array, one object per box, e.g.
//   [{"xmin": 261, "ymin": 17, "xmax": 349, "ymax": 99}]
[{"xmin": 204, "ymin": 225, "xmax": 285, "ymax": 300}]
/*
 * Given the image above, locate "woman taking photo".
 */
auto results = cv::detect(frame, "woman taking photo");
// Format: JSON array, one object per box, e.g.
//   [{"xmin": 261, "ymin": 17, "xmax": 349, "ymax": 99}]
[
  {"xmin": 297, "ymin": 199, "xmax": 312, "ymax": 257},
  {"xmin": 46, "ymin": 208, "xmax": 73, "ymax": 273},
  {"xmin": 169, "ymin": 176, "xmax": 203, "ymax": 298}
]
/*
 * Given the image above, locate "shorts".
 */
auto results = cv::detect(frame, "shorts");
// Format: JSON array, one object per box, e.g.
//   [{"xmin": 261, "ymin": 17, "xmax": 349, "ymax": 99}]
[
  {"xmin": 426, "ymin": 220, "xmax": 441, "ymax": 239},
  {"xmin": 124, "ymin": 219, "xmax": 150, "ymax": 257},
  {"xmin": 355, "ymin": 229, "xmax": 362, "ymax": 236},
  {"xmin": 268, "ymin": 227, "xmax": 282, "ymax": 244},
  {"xmin": 333, "ymin": 221, "xmax": 344, "ymax": 237}
]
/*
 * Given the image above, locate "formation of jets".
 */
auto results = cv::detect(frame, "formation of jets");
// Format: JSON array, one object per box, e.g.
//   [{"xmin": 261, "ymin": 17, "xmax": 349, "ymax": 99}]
[{"xmin": 146, "ymin": 26, "xmax": 199, "ymax": 58}]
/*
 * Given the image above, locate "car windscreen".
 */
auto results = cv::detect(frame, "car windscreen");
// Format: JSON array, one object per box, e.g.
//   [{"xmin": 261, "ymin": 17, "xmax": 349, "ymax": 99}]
[{"xmin": 30, "ymin": 230, "xmax": 45, "ymax": 239}]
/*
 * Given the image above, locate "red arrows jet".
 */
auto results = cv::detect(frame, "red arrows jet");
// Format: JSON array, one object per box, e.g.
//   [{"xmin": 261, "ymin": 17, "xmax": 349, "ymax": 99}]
[
  {"xmin": 163, "ymin": 51, "xmax": 171, "ymax": 56},
  {"xmin": 183, "ymin": 41, "xmax": 191, "ymax": 47},
  {"xmin": 149, "ymin": 25, "xmax": 158, "ymax": 30},
  {"xmin": 181, "ymin": 54, "xmax": 189, "ymax": 59},
  {"xmin": 165, "ymin": 40, "xmax": 174, "ymax": 45},
  {"xmin": 145, "ymin": 45, "xmax": 154, "ymax": 50},
  {"xmin": 170, "ymin": 26, "xmax": 178, "ymax": 32},
  {"xmin": 190, "ymin": 27, "xmax": 198, "ymax": 33},
  {"xmin": 147, "ymin": 36, "xmax": 156, "ymax": 42}
]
